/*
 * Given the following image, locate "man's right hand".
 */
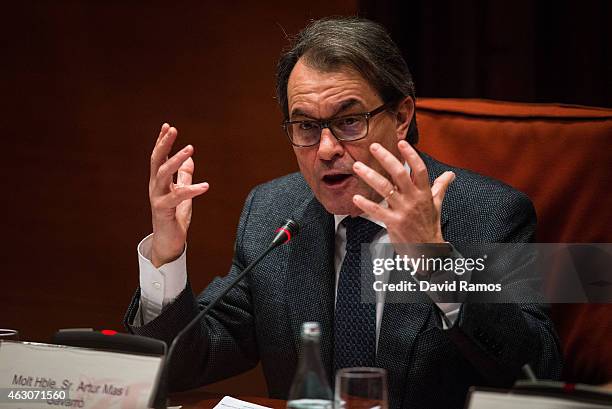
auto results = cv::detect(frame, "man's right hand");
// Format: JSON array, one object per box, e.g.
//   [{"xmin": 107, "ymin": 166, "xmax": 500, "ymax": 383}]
[{"xmin": 149, "ymin": 123, "xmax": 209, "ymax": 268}]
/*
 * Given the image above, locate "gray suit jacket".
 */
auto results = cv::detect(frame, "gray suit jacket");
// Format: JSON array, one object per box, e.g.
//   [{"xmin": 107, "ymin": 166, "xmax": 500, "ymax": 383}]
[{"xmin": 125, "ymin": 152, "xmax": 562, "ymax": 409}]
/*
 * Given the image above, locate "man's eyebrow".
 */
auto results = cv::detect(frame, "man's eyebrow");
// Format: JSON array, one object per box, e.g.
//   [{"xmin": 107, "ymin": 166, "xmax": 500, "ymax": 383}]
[
  {"xmin": 334, "ymin": 99, "xmax": 363, "ymax": 116},
  {"xmin": 290, "ymin": 108, "xmax": 312, "ymax": 119},
  {"xmin": 290, "ymin": 99, "xmax": 365, "ymax": 120}
]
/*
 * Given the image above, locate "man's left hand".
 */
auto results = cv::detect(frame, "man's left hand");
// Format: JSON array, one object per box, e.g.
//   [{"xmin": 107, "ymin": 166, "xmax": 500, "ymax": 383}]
[{"xmin": 352, "ymin": 140, "xmax": 455, "ymax": 245}]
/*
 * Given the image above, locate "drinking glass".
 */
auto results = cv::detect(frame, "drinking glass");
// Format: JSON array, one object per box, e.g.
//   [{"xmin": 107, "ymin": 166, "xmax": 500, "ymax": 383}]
[{"xmin": 335, "ymin": 367, "xmax": 388, "ymax": 409}]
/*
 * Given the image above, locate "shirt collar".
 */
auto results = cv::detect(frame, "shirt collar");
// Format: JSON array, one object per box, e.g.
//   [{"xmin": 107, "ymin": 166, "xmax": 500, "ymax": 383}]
[{"xmin": 334, "ymin": 211, "xmax": 387, "ymax": 233}]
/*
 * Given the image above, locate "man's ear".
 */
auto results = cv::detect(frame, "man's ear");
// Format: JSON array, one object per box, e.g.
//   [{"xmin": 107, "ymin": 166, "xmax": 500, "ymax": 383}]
[{"xmin": 394, "ymin": 96, "xmax": 415, "ymax": 142}]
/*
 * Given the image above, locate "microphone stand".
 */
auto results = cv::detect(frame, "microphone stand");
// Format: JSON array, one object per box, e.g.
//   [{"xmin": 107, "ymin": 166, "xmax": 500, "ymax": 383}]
[{"xmin": 152, "ymin": 220, "xmax": 298, "ymax": 408}]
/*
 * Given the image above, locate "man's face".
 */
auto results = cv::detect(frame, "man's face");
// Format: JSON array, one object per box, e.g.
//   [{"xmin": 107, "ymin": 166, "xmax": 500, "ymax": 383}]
[{"xmin": 287, "ymin": 59, "xmax": 407, "ymax": 215}]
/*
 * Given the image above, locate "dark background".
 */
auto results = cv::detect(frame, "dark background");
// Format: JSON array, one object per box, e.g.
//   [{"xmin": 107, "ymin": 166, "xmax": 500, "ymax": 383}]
[
  {"xmin": 1, "ymin": 0, "xmax": 609, "ymax": 395},
  {"xmin": 362, "ymin": 0, "xmax": 611, "ymax": 106}
]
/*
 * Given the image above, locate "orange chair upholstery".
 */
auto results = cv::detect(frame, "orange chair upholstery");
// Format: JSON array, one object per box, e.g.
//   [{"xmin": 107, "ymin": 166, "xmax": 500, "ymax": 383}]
[{"xmin": 416, "ymin": 98, "xmax": 612, "ymax": 384}]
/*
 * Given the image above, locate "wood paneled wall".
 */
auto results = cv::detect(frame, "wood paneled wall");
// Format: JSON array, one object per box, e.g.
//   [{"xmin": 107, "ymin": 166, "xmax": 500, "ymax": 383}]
[{"xmin": 1, "ymin": 1, "xmax": 357, "ymax": 395}]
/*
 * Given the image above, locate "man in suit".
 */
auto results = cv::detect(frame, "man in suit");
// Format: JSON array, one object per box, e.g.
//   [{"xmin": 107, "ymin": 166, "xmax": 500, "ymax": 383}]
[{"xmin": 125, "ymin": 17, "xmax": 561, "ymax": 409}]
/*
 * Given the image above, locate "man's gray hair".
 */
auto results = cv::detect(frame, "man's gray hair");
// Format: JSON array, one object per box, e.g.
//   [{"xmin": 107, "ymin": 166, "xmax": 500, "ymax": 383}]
[{"xmin": 276, "ymin": 16, "xmax": 419, "ymax": 144}]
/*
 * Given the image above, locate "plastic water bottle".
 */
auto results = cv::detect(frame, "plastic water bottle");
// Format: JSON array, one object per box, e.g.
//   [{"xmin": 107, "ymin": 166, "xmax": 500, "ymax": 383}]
[{"xmin": 286, "ymin": 322, "xmax": 333, "ymax": 409}]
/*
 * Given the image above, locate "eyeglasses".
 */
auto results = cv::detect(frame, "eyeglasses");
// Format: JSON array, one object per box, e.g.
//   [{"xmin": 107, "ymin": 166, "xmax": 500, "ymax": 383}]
[{"xmin": 282, "ymin": 102, "xmax": 394, "ymax": 147}]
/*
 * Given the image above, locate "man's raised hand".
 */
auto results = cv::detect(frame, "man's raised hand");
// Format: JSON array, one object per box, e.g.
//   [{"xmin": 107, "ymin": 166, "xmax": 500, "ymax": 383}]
[
  {"xmin": 149, "ymin": 123, "xmax": 209, "ymax": 267},
  {"xmin": 351, "ymin": 140, "xmax": 455, "ymax": 245}
]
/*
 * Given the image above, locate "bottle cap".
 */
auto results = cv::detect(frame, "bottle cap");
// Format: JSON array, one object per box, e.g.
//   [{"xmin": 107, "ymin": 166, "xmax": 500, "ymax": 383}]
[{"xmin": 301, "ymin": 322, "xmax": 321, "ymax": 339}]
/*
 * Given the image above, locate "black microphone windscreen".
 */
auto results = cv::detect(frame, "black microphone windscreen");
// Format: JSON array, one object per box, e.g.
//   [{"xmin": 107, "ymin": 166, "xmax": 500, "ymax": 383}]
[
  {"xmin": 271, "ymin": 219, "xmax": 300, "ymax": 247},
  {"xmin": 283, "ymin": 219, "xmax": 300, "ymax": 238}
]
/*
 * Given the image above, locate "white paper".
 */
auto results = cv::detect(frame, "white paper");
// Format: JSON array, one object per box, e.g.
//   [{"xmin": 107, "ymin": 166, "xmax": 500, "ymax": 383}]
[{"xmin": 214, "ymin": 396, "xmax": 272, "ymax": 409}]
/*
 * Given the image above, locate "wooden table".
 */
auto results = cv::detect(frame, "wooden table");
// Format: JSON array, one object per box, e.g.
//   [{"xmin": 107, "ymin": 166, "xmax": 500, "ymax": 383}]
[{"xmin": 170, "ymin": 390, "xmax": 286, "ymax": 409}]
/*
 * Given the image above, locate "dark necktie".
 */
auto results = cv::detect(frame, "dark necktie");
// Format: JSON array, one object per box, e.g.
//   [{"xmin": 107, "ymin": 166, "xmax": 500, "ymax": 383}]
[{"xmin": 333, "ymin": 216, "xmax": 383, "ymax": 373}]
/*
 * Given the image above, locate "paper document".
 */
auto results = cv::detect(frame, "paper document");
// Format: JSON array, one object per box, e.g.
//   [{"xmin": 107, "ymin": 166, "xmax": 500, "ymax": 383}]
[{"xmin": 214, "ymin": 396, "xmax": 272, "ymax": 409}]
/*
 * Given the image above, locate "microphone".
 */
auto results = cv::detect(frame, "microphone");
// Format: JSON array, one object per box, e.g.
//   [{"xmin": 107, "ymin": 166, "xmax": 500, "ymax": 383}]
[
  {"xmin": 271, "ymin": 219, "xmax": 300, "ymax": 247},
  {"xmin": 153, "ymin": 219, "xmax": 300, "ymax": 408}
]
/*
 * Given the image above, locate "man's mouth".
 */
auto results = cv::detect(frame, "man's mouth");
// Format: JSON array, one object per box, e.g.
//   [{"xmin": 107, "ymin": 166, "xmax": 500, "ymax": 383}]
[{"xmin": 322, "ymin": 173, "xmax": 353, "ymax": 186}]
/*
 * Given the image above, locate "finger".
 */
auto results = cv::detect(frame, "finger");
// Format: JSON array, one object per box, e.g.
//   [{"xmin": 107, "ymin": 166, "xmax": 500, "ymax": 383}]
[
  {"xmin": 352, "ymin": 194, "xmax": 393, "ymax": 222},
  {"xmin": 176, "ymin": 199, "xmax": 193, "ymax": 229},
  {"xmin": 177, "ymin": 157, "xmax": 195, "ymax": 186},
  {"xmin": 150, "ymin": 126, "xmax": 178, "ymax": 177},
  {"xmin": 369, "ymin": 142, "xmax": 413, "ymax": 191},
  {"xmin": 156, "ymin": 144, "xmax": 194, "ymax": 185},
  {"xmin": 152, "ymin": 123, "xmax": 171, "ymax": 173},
  {"xmin": 353, "ymin": 161, "xmax": 396, "ymax": 201},
  {"xmin": 155, "ymin": 123, "xmax": 170, "ymax": 146},
  {"xmin": 176, "ymin": 157, "xmax": 197, "ymax": 224},
  {"xmin": 398, "ymin": 140, "xmax": 429, "ymax": 190},
  {"xmin": 157, "ymin": 183, "xmax": 209, "ymax": 209},
  {"xmin": 431, "ymin": 171, "xmax": 455, "ymax": 211}
]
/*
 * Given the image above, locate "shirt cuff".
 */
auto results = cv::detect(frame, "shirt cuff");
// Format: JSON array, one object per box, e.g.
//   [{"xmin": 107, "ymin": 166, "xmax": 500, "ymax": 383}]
[{"xmin": 138, "ymin": 233, "xmax": 188, "ymax": 324}]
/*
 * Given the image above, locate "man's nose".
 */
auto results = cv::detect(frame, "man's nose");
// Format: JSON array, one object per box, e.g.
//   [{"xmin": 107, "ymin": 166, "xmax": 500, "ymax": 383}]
[{"xmin": 317, "ymin": 128, "xmax": 344, "ymax": 161}]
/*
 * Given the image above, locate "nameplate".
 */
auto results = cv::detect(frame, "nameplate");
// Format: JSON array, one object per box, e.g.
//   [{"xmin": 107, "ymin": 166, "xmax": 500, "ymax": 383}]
[
  {"xmin": 466, "ymin": 387, "xmax": 612, "ymax": 409},
  {"xmin": 0, "ymin": 341, "xmax": 163, "ymax": 408}
]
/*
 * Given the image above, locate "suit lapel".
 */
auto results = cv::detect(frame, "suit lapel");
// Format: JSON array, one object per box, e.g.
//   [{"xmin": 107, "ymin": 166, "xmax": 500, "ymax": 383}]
[
  {"xmin": 284, "ymin": 193, "xmax": 336, "ymax": 382},
  {"xmin": 375, "ymin": 152, "xmax": 451, "ymax": 409}
]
